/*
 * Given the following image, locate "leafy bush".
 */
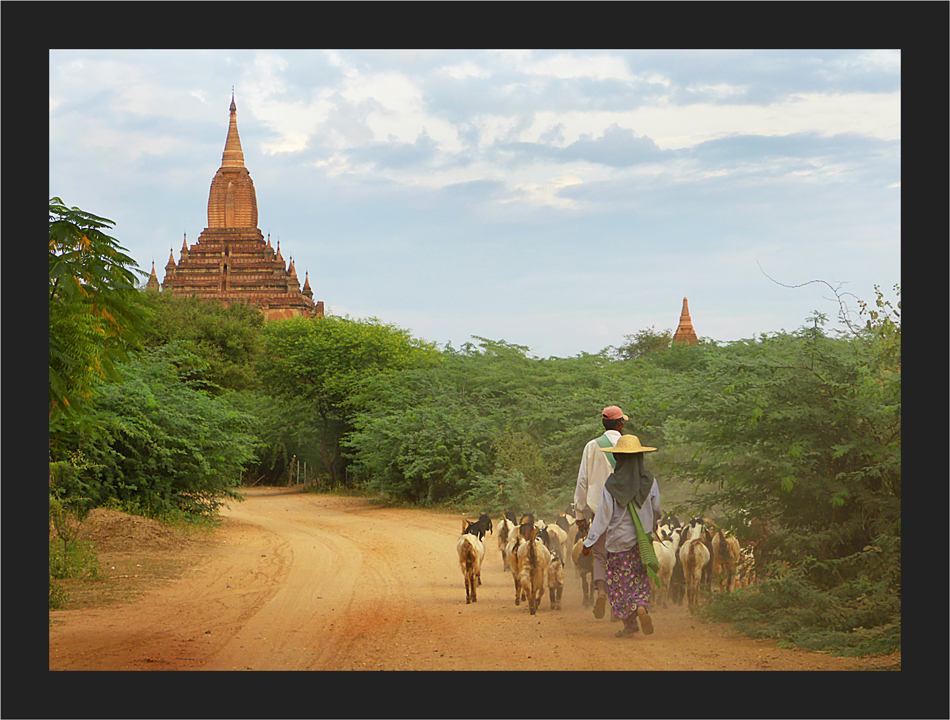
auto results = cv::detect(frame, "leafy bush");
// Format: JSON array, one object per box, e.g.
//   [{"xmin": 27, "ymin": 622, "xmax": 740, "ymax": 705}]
[{"xmin": 58, "ymin": 343, "xmax": 257, "ymax": 519}]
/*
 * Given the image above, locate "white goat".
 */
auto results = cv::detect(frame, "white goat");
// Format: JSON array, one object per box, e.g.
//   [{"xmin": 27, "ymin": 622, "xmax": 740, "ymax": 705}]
[
  {"xmin": 457, "ymin": 520, "xmax": 485, "ymax": 604},
  {"xmin": 497, "ymin": 515, "xmax": 517, "ymax": 572},
  {"xmin": 506, "ymin": 532, "xmax": 527, "ymax": 606},
  {"xmin": 651, "ymin": 526, "xmax": 679, "ymax": 609},
  {"xmin": 679, "ymin": 519, "xmax": 710, "ymax": 614},
  {"xmin": 555, "ymin": 512, "xmax": 578, "ymax": 564}
]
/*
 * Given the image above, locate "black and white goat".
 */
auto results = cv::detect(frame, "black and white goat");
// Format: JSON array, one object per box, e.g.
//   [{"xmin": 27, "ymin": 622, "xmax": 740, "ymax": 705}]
[{"xmin": 651, "ymin": 525, "xmax": 679, "ymax": 609}]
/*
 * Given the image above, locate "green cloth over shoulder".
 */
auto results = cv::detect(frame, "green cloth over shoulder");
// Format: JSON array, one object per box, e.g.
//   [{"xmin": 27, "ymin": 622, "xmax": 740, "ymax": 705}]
[
  {"xmin": 595, "ymin": 433, "xmax": 617, "ymax": 468},
  {"xmin": 628, "ymin": 501, "xmax": 661, "ymax": 588}
]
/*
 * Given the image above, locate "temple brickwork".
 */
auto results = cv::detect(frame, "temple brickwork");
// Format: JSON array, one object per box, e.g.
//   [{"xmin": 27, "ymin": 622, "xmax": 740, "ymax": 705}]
[
  {"xmin": 161, "ymin": 94, "xmax": 323, "ymax": 321},
  {"xmin": 672, "ymin": 297, "xmax": 698, "ymax": 345}
]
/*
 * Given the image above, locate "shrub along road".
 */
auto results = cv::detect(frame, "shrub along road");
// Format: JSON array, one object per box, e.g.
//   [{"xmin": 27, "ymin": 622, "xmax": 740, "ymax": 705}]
[{"xmin": 49, "ymin": 487, "xmax": 899, "ymax": 673}]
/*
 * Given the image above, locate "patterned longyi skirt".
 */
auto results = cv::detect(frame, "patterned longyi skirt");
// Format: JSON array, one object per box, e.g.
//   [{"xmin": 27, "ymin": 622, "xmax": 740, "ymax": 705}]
[{"xmin": 605, "ymin": 547, "xmax": 651, "ymax": 621}]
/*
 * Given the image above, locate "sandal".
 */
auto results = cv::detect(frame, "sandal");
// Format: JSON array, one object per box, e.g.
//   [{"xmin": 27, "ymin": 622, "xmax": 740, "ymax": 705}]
[
  {"xmin": 615, "ymin": 626, "xmax": 638, "ymax": 638},
  {"xmin": 593, "ymin": 593, "xmax": 607, "ymax": 619},
  {"xmin": 637, "ymin": 606, "xmax": 654, "ymax": 635}
]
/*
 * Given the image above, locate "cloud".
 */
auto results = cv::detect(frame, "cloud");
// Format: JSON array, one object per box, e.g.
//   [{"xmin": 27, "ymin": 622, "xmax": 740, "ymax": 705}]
[
  {"xmin": 345, "ymin": 130, "xmax": 440, "ymax": 170},
  {"xmin": 491, "ymin": 124, "xmax": 670, "ymax": 169}
]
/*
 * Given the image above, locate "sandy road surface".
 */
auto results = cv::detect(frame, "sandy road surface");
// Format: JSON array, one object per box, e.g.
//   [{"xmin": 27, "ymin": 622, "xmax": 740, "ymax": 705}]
[{"xmin": 49, "ymin": 487, "xmax": 899, "ymax": 673}]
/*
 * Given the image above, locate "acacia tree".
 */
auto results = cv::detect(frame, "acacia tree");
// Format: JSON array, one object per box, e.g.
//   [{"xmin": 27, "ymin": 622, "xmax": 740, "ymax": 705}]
[
  {"xmin": 257, "ymin": 315, "xmax": 442, "ymax": 484},
  {"xmin": 49, "ymin": 197, "xmax": 149, "ymax": 424},
  {"xmin": 614, "ymin": 325, "xmax": 673, "ymax": 360}
]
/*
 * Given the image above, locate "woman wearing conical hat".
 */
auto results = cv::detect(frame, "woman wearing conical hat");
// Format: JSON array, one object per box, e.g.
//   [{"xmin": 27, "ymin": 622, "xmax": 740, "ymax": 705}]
[{"xmin": 581, "ymin": 434, "xmax": 662, "ymax": 638}]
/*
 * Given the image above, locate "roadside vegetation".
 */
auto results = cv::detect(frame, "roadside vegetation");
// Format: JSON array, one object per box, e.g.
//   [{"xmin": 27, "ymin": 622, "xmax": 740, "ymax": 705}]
[{"xmin": 49, "ymin": 198, "xmax": 899, "ymax": 656}]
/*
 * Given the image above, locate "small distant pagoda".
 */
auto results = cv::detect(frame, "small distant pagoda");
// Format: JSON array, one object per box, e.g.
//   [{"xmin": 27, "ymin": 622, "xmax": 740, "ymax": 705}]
[
  {"xmin": 161, "ymin": 93, "xmax": 323, "ymax": 321},
  {"xmin": 672, "ymin": 297, "xmax": 698, "ymax": 345}
]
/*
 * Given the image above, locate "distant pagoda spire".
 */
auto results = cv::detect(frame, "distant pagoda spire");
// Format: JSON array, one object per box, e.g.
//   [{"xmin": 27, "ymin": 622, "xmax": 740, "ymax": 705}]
[
  {"xmin": 146, "ymin": 261, "xmax": 161, "ymax": 292},
  {"xmin": 672, "ymin": 297, "xmax": 698, "ymax": 345}
]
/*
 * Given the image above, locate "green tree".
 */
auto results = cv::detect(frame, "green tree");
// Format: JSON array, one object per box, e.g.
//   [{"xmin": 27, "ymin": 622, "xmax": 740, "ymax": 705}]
[
  {"xmin": 344, "ymin": 338, "xmax": 669, "ymax": 509},
  {"xmin": 141, "ymin": 291, "xmax": 265, "ymax": 393},
  {"xmin": 660, "ymin": 300, "xmax": 900, "ymax": 655},
  {"xmin": 65, "ymin": 343, "xmax": 258, "ymax": 519},
  {"xmin": 258, "ymin": 315, "xmax": 442, "ymax": 484},
  {"xmin": 614, "ymin": 325, "xmax": 673, "ymax": 360},
  {"xmin": 49, "ymin": 197, "xmax": 149, "ymax": 424}
]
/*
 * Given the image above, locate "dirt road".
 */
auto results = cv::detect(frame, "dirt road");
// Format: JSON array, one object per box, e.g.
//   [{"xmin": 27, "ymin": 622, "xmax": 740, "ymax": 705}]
[{"xmin": 49, "ymin": 487, "xmax": 899, "ymax": 673}]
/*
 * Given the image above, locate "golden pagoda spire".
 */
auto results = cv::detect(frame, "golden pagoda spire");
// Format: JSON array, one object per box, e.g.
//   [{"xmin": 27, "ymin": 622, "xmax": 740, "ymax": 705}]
[
  {"xmin": 222, "ymin": 90, "xmax": 245, "ymax": 169},
  {"xmin": 207, "ymin": 92, "xmax": 258, "ymax": 229},
  {"xmin": 166, "ymin": 248, "xmax": 177, "ymax": 269}
]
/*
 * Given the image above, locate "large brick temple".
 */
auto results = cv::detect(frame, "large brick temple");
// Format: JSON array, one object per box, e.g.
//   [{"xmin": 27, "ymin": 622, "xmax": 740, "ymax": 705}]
[{"xmin": 158, "ymin": 94, "xmax": 323, "ymax": 321}]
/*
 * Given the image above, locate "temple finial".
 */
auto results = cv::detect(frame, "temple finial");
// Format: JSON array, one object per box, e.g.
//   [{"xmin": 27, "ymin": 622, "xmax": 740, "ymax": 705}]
[{"xmin": 672, "ymin": 296, "xmax": 698, "ymax": 345}]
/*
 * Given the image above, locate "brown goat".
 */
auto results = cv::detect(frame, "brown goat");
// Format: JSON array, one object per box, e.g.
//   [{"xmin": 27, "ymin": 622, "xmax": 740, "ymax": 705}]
[
  {"xmin": 457, "ymin": 520, "xmax": 485, "ymax": 604},
  {"xmin": 711, "ymin": 529, "xmax": 741, "ymax": 593}
]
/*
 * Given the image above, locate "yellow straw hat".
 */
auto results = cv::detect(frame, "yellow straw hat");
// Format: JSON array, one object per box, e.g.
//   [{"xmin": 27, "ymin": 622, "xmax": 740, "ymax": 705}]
[{"xmin": 600, "ymin": 434, "xmax": 656, "ymax": 454}]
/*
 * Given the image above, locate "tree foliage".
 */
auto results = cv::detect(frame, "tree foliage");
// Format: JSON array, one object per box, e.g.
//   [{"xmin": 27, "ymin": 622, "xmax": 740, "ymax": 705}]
[
  {"xmin": 654, "ymin": 292, "xmax": 900, "ymax": 656},
  {"xmin": 59, "ymin": 343, "xmax": 258, "ymax": 519},
  {"xmin": 141, "ymin": 291, "xmax": 265, "ymax": 393},
  {"xmin": 257, "ymin": 315, "xmax": 442, "ymax": 483},
  {"xmin": 614, "ymin": 325, "xmax": 673, "ymax": 360},
  {"xmin": 344, "ymin": 338, "xmax": 667, "ymax": 508},
  {"xmin": 49, "ymin": 197, "xmax": 149, "ymax": 422}
]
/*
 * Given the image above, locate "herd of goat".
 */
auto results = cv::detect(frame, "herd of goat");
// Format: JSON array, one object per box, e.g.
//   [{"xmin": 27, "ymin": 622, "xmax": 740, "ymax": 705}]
[{"xmin": 457, "ymin": 509, "xmax": 757, "ymax": 615}]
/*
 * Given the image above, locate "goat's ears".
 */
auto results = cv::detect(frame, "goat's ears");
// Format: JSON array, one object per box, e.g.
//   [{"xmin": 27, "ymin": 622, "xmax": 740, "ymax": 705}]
[
  {"xmin": 529, "ymin": 527, "xmax": 539, "ymax": 541},
  {"xmin": 462, "ymin": 519, "xmax": 469, "ymax": 533}
]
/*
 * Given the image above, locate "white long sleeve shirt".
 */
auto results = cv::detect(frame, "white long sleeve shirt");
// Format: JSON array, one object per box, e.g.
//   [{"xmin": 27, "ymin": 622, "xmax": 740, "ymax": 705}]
[
  {"xmin": 573, "ymin": 430, "xmax": 621, "ymax": 521},
  {"xmin": 583, "ymin": 480, "xmax": 662, "ymax": 554}
]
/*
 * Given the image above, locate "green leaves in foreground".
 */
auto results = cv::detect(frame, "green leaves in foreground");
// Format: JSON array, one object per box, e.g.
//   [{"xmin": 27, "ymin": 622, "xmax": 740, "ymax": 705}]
[{"xmin": 49, "ymin": 197, "xmax": 149, "ymax": 421}]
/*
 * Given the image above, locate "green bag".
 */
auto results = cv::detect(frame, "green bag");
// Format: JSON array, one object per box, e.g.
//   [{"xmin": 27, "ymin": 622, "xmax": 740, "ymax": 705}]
[
  {"xmin": 595, "ymin": 433, "xmax": 617, "ymax": 469},
  {"xmin": 628, "ymin": 501, "xmax": 661, "ymax": 588}
]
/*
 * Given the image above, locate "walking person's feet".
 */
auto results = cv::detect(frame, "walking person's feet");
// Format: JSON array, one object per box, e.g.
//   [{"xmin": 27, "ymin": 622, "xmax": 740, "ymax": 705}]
[
  {"xmin": 637, "ymin": 605, "xmax": 654, "ymax": 635},
  {"xmin": 593, "ymin": 580, "xmax": 607, "ymax": 619}
]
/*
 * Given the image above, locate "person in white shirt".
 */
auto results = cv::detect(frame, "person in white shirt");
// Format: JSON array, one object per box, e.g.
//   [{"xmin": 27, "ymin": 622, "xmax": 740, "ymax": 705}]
[
  {"xmin": 573, "ymin": 405, "xmax": 626, "ymax": 619},
  {"xmin": 582, "ymin": 433, "xmax": 662, "ymax": 637}
]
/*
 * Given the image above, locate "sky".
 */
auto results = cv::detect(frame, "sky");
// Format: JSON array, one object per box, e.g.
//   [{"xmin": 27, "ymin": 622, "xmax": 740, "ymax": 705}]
[{"xmin": 49, "ymin": 49, "xmax": 901, "ymax": 359}]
